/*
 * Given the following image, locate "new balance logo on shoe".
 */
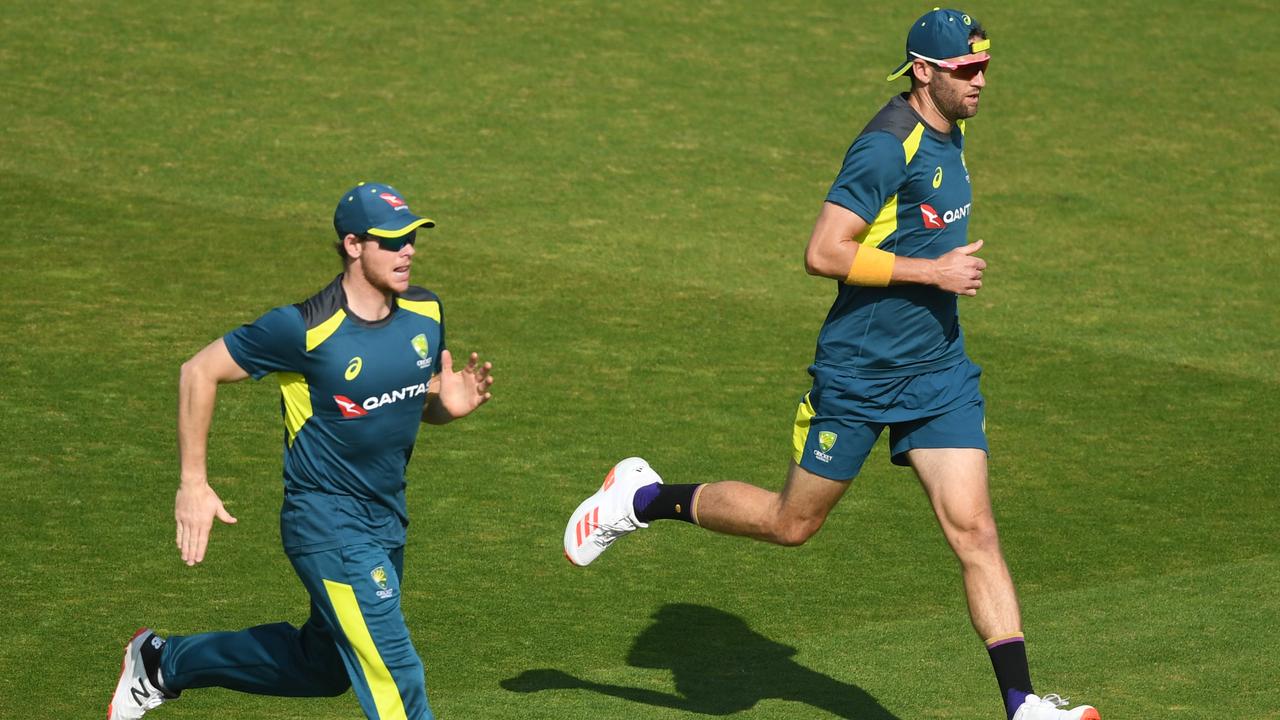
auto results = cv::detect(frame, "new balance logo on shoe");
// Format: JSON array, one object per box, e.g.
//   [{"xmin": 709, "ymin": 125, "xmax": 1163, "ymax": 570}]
[{"xmin": 130, "ymin": 678, "xmax": 150, "ymax": 706}]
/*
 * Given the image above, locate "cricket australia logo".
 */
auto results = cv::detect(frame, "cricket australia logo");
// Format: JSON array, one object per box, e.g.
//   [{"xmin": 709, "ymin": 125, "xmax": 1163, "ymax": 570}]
[
  {"xmin": 411, "ymin": 333, "xmax": 432, "ymax": 369},
  {"xmin": 371, "ymin": 566, "xmax": 395, "ymax": 600},
  {"xmin": 814, "ymin": 431, "xmax": 837, "ymax": 463}
]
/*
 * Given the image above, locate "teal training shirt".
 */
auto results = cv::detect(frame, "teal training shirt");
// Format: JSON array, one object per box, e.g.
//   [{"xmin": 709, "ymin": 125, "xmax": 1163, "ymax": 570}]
[
  {"xmin": 222, "ymin": 274, "xmax": 445, "ymax": 553},
  {"xmin": 821, "ymin": 94, "xmax": 974, "ymax": 377}
]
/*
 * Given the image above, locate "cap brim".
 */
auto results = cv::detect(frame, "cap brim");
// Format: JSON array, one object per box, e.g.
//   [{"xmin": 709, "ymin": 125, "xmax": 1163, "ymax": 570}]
[
  {"xmin": 886, "ymin": 58, "xmax": 912, "ymax": 81},
  {"xmin": 366, "ymin": 216, "xmax": 436, "ymax": 238}
]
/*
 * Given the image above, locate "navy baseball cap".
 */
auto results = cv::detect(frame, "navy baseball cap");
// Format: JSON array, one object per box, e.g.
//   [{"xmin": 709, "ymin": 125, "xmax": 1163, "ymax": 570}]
[
  {"xmin": 887, "ymin": 8, "xmax": 990, "ymax": 81},
  {"xmin": 333, "ymin": 182, "xmax": 435, "ymax": 240}
]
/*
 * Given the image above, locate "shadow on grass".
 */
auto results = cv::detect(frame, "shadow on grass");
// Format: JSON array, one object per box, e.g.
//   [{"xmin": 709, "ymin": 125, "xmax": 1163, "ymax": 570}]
[{"xmin": 501, "ymin": 603, "xmax": 899, "ymax": 719}]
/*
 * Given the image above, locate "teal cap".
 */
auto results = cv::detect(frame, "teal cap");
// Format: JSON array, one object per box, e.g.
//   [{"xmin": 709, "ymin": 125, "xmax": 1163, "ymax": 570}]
[
  {"xmin": 333, "ymin": 182, "xmax": 435, "ymax": 240},
  {"xmin": 887, "ymin": 8, "xmax": 989, "ymax": 81}
]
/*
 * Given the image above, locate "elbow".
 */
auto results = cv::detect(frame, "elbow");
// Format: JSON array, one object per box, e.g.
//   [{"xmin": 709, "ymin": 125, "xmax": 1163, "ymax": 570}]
[
  {"xmin": 803, "ymin": 248, "xmax": 840, "ymax": 278},
  {"xmin": 803, "ymin": 248, "xmax": 825, "ymax": 277}
]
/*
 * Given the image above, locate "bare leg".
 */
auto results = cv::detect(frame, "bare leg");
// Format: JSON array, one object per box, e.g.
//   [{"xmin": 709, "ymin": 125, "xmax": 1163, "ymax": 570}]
[
  {"xmin": 908, "ymin": 447, "xmax": 1021, "ymax": 639},
  {"xmin": 694, "ymin": 463, "xmax": 849, "ymax": 547}
]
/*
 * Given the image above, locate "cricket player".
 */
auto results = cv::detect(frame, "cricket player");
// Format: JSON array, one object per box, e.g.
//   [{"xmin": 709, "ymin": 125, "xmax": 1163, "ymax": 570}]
[
  {"xmin": 563, "ymin": 10, "xmax": 1099, "ymax": 720},
  {"xmin": 109, "ymin": 182, "xmax": 494, "ymax": 720}
]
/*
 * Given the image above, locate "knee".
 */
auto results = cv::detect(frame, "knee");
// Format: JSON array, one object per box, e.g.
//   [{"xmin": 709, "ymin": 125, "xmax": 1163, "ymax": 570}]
[
  {"xmin": 948, "ymin": 518, "xmax": 1002, "ymax": 561},
  {"xmin": 769, "ymin": 517, "xmax": 824, "ymax": 547},
  {"xmin": 320, "ymin": 666, "xmax": 352, "ymax": 696}
]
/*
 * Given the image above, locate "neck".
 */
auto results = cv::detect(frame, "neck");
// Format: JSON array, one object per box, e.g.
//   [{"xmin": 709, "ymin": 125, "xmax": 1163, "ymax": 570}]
[
  {"xmin": 341, "ymin": 268, "xmax": 394, "ymax": 322},
  {"xmin": 907, "ymin": 88, "xmax": 953, "ymax": 133}
]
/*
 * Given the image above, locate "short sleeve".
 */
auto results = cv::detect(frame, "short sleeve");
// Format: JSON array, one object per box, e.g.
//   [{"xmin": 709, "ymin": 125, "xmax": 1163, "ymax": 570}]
[
  {"xmin": 433, "ymin": 301, "xmax": 447, "ymax": 377},
  {"xmin": 222, "ymin": 306, "xmax": 306, "ymax": 379},
  {"xmin": 825, "ymin": 131, "xmax": 908, "ymax": 224}
]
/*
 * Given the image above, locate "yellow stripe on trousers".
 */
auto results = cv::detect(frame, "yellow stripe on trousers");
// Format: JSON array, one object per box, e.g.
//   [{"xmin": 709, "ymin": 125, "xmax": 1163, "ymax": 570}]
[
  {"xmin": 792, "ymin": 392, "xmax": 816, "ymax": 464},
  {"xmin": 323, "ymin": 579, "xmax": 408, "ymax": 720}
]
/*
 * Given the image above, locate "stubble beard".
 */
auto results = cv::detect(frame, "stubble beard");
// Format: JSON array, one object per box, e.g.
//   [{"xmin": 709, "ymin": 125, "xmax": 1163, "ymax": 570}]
[
  {"xmin": 930, "ymin": 81, "xmax": 978, "ymax": 123},
  {"xmin": 361, "ymin": 257, "xmax": 406, "ymax": 296}
]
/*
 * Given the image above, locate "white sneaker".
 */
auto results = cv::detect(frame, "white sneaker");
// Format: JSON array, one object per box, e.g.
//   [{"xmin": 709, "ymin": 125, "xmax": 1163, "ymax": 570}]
[
  {"xmin": 1012, "ymin": 693, "xmax": 1100, "ymax": 720},
  {"xmin": 108, "ymin": 628, "xmax": 169, "ymax": 720},
  {"xmin": 563, "ymin": 457, "xmax": 662, "ymax": 566}
]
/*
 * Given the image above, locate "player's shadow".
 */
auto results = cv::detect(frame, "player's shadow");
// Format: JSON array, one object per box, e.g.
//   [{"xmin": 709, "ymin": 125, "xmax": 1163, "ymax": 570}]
[{"xmin": 501, "ymin": 603, "xmax": 900, "ymax": 718}]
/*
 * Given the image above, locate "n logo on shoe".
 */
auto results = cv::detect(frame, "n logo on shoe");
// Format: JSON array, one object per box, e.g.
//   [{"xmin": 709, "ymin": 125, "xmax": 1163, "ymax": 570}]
[
  {"xmin": 130, "ymin": 678, "xmax": 149, "ymax": 706},
  {"xmin": 921, "ymin": 203, "xmax": 946, "ymax": 229}
]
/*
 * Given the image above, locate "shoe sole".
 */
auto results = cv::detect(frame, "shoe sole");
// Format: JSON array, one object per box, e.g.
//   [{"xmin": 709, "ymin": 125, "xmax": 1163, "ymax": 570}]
[{"xmin": 107, "ymin": 627, "xmax": 149, "ymax": 720}]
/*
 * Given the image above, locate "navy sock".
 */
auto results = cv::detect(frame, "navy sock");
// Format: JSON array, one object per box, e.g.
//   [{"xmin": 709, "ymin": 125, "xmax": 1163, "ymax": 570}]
[
  {"xmin": 633, "ymin": 483, "xmax": 700, "ymax": 524},
  {"xmin": 140, "ymin": 633, "xmax": 179, "ymax": 698},
  {"xmin": 987, "ymin": 634, "xmax": 1032, "ymax": 719}
]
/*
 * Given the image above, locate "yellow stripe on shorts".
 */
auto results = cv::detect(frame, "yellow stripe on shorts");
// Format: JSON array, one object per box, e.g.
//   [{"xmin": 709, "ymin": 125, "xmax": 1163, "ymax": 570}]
[
  {"xmin": 323, "ymin": 579, "xmax": 408, "ymax": 720},
  {"xmin": 792, "ymin": 392, "xmax": 817, "ymax": 464}
]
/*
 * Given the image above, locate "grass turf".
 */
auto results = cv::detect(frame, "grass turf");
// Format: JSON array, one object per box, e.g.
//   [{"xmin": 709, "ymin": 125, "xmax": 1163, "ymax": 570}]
[{"xmin": 1, "ymin": 1, "xmax": 1277, "ymax": 718}]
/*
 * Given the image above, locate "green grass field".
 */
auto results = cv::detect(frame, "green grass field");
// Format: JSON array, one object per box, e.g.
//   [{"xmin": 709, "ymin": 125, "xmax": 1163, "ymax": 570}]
[{"xmin": 2, "ymin": 1, "xmax": 1277, "ymax": 718}]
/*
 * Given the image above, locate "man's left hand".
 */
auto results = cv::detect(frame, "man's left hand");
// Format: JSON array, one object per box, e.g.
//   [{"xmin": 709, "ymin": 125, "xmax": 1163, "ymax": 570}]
[{"xmin": 430, "ymin": 349, "xmax": 494, "ymax": 421}]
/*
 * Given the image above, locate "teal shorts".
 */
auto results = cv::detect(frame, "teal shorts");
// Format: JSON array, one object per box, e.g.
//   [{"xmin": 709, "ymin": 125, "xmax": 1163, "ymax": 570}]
[{"xmin": 791, "ymin": 359, "xmax": 987, "ymax": 480}]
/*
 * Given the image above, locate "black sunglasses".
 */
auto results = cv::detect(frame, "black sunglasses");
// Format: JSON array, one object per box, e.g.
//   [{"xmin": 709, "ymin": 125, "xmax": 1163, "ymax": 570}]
[{"xmin": 361, "ymin": 230, "xmax": 417, "ymax": 251}]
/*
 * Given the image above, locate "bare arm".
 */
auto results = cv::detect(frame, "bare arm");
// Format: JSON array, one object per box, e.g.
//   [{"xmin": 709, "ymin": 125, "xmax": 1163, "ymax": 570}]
[
  {"xmin": 422, "ymin": 349, "xmax": 495, "ymax": 425},
  {"xmin": 176, "ymin": 338, "xmax": 248, "ymax": 565},
  {"xmin": 803, "ymin": 201, "xmax": 987, "ymax": 295}
]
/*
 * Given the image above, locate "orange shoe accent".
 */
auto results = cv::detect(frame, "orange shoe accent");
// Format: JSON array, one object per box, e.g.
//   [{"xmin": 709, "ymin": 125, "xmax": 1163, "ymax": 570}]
[
  {"xmin": 1081, "ymin": 709, "xmax": 1100, "ymax": 720},
  {"xmin": 601, "ymin": 466, "xmax": 617, "ymax": 491}
]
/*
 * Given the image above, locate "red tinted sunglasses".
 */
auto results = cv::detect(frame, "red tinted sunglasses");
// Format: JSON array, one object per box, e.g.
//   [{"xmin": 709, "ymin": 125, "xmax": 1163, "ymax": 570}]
[{"xmin": 942, "ymin": 59, "xmax": 988, "ymax": 80}]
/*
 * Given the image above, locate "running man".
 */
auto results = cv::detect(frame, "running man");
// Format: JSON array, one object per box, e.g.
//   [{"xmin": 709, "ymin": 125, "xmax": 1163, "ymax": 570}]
[
  {"xmin": 563, "ymin": 10, "xmax": 1098, "ymax": 720},
  {"xmin": 109, "ymin": 182, "xmax": 494, "ymax": 720}
]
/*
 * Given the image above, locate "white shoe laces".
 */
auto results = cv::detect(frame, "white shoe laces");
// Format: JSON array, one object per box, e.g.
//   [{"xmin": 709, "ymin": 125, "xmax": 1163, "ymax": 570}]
[
  {"xmin": 1039, "ymin": 694, "xmax": 1068, "ymax": 708},
  {"xmin": 591, "ymin": 519, "xmax": 639, "ymax": 548}
]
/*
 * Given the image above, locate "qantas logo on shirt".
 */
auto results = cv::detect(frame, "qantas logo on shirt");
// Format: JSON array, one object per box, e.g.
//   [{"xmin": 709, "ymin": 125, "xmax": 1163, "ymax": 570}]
[
  {"xmin": 333, "ymin": 382, "xmax": 429, "ymax": 417},
  {"xmin": 920, "ymin": 203, "xmax": 946, "ymax": 229},
  {"xmin": 333, "ymin": 395, "xmax": 368, "ymax": 418},
  {"xmin": 920, "ymin": 202, "xmax": 972, "ymax": 229}
]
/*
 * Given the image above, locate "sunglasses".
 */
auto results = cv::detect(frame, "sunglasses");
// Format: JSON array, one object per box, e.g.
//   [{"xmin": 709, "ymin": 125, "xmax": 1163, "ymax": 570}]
[
  {"xmin": 912, "ymin": 51, "xmax": 989, "ymax": 81},
  {"xmin": 938, "ymin": 59, "xmax": 988, "ymax": 81},
  {"xmin": 361, "ymin": 230, "xmax": 417, "ymax": 251}
]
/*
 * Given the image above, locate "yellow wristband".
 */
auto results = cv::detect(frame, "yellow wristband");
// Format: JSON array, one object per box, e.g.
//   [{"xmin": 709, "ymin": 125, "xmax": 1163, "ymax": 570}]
[{"xmin": 845, "ymin": 245, "xmax": 895, "ymax": 286}]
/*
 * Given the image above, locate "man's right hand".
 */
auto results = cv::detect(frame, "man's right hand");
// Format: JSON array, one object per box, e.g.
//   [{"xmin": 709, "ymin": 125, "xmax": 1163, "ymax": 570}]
[
  {"xmin": 175, "ymin": 481, "xmax": 238, "ymax": 566},
  {"xmin": 933, "ymin": 239, "xmax": 987, "ymax": 296}
]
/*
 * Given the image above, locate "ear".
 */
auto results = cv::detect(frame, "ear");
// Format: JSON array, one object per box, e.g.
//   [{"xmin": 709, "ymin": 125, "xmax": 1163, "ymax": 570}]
[
  {"xmin": 911, "ymin": 58, "xmax": 932, "ymax": 85},
  {"xmin": 342, "ymin": 233, "xmax": 364, "ymax": 261}
]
